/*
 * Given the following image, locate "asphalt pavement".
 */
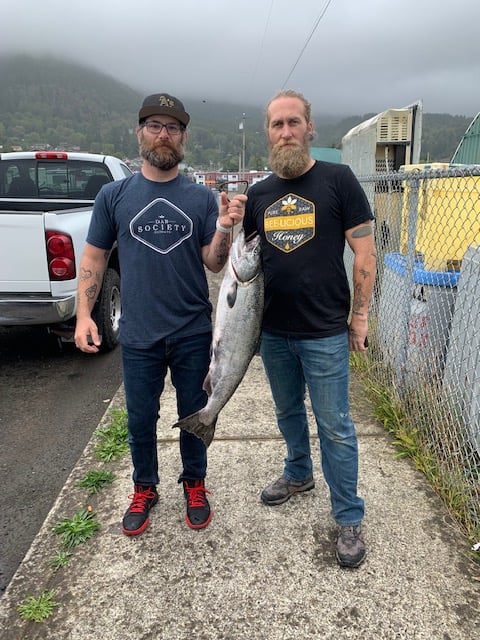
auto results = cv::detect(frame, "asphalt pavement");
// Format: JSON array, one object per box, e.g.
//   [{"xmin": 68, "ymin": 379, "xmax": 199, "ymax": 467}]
[{"xmin": 0, "ymin": 355, "xmax": 479, "ymax": 640}]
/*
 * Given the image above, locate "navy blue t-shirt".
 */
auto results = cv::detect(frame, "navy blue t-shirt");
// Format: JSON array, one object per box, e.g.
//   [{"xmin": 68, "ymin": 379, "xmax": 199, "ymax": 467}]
[
  {"xmin": 243, "ymin": 161, "xmax": 373, "ymax": 338},
  {"xmin": 87, "ymin": 172, "xmax": 218, "ymax": 347}
]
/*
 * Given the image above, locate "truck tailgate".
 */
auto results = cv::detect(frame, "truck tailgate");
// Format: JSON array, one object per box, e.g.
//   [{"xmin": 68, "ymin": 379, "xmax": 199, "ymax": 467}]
[{"xmin": 0, "ymin": 212, "xmax": 50, "ymax": 292}]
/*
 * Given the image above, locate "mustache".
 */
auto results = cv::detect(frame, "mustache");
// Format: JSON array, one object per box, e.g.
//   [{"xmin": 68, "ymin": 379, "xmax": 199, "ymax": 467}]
[
  {"xmin": 272, "ymin": 139, "xmax": 302, "ymax": 150},
  {"xmin": 153, "ymin": 140, "xmax": 175, "ymax": 150}
]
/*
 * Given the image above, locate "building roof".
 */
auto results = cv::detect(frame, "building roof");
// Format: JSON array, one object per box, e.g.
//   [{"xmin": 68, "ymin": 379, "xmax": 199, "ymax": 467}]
[
  {"xmin": 310, "ymin": 147, "xmax": 341, "ymax": 163},
  {"xmin": 451, "ymin": 113, "xmax": 480, "ymax": 164}
]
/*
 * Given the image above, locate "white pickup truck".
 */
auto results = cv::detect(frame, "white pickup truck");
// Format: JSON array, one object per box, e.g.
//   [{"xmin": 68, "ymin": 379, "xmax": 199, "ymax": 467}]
[{"xmin": 0, "ymin": 151, "xmax": 133, "ymax": 351}]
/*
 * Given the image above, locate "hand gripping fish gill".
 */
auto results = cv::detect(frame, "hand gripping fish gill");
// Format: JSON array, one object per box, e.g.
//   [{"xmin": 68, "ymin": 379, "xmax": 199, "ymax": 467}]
[{"xmin": 173, "ymin": 230, "xmax": 264, "ymax": 447}]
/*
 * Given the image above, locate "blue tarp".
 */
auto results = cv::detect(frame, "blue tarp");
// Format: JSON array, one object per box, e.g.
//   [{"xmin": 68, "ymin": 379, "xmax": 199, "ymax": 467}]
[{"xmin": 384, "ymin": 252, "xmax": 460, "ymax": 287}]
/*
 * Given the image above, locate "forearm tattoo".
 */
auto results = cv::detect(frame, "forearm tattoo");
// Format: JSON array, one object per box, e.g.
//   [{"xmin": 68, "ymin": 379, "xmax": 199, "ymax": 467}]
[
  {"xmin": 215, "ymin": 235, "xmax": 231, "ymax": 266},
  {"xmin": 351, "ymin": 226, "xmax": 376, "ymax": 316},
  {"xmin": 352, "ymin": 283, "xmax": 367, "ymax": 315},
  {"xmin": 358, "ymin": 267, "xmax": 370, "ymax": 279},
  {"xmin": 86, "ymin": 284, "xmax": 98, "ymax": 300},
  {"xmin": 353, "ymin": 266, "xmax": 373, "ymax": 316},
  {"xmin": 80, "ymin": 266, "xmax": 101, "ymax": 301},
  {"xmin": 80, "ymin": 267, "xmax": 92, "ymax": 281}
]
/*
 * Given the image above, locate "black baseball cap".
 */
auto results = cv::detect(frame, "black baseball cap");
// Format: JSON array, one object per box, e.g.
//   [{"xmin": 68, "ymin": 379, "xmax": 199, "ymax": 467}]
[{"xmin": 138, "ymin": 93, "xmax": 190, "ymax": 126}]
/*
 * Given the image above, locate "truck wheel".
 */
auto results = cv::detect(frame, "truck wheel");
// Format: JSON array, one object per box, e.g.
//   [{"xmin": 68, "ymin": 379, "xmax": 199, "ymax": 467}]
[{"xmin": 93, "ymin": 267, "xmax": 121, "ymax": 352}]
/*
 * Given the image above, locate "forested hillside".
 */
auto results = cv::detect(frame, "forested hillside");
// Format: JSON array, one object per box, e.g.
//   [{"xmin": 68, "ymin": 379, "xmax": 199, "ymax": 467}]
[{"xmin": 0, "ymin": 55, "xmax": 474, "ymax": 168}]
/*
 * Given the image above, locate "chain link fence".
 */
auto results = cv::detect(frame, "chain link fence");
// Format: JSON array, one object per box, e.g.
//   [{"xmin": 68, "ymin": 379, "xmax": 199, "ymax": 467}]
[{"xmin": 346, "ymin": 165, "xmax": 480, "ymax": 538}]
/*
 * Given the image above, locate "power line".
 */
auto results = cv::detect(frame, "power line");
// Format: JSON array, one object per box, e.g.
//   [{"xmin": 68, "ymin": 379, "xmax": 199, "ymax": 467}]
[
  {"xmin": 248, "ymin": 0, "xmax": 275, "ymax": 94},
  {"xmin": 281, "ymin": 0, "xmax": 334, "ymax": 89}
]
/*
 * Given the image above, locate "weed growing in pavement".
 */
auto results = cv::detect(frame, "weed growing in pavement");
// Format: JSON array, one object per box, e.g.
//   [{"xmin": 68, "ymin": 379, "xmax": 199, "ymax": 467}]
[
  {"xmin": 77, "ymin": 469, "xmax": 115, "ymax": 493},
  {"xmin": 94, "ymin": 407, "xmax": 129, "ymax": 462},
  {"xmin": 15, "ymin": 409, "xmax": 128, "ymax": 620},
  {"xmin": 53, "ymin": 510, "xmax": 100, "ymax": 549},
  {"xmin": 17, "ymin": 589, "xmax": 59, "ymax": 622},
  {"xmin": 49, "ymin": 549, "xmax": 72, "ymax": 570}
]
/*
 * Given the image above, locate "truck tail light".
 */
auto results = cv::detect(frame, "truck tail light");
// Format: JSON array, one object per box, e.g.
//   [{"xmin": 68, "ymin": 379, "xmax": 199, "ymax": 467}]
[{"xmin": 46, "ymin": 231, "xmax": 76, "ymax": 280}]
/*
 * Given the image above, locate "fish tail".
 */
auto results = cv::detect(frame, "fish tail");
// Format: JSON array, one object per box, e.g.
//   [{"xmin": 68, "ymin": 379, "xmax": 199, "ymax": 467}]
[{"xmin": 172, "ymin": 412, "xmax": 217, "ymax": 448}]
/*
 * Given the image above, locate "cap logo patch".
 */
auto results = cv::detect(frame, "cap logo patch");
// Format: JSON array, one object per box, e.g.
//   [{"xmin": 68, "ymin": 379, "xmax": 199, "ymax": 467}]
[{"xmin": 158, "ymin": 95, "xmax": 175, "ymax": 108}]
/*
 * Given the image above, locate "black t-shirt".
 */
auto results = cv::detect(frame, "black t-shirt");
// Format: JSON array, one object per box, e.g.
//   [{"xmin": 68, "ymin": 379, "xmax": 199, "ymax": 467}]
[{"xmin": 243, "ymin": 161, "xmax": 373, "ymax": 338}]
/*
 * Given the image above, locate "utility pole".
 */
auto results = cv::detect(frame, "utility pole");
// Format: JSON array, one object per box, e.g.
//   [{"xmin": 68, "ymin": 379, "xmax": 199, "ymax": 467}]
[
  {"xmin": 242, "ymin": 113, "xmax": 246, "ymax": 178},
  {"xmin": 238, "ymin": 113, "xmax": 246, "ymax": 178}
]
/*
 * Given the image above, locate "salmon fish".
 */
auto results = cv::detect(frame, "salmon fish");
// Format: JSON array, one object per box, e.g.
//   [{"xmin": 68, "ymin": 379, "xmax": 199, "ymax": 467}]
[{"xmin": 173, "ymin": 230, "xmax": 263, "ymax": 446}]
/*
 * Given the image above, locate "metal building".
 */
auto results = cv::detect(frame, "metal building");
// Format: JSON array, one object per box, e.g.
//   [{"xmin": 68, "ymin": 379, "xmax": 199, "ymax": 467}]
[{"xmin": 451, "ymin": 112, "xmax": 480, "ymax": 163}]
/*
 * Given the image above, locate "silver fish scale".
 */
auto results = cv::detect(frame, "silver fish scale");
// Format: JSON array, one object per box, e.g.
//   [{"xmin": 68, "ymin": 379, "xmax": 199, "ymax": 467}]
[{"xmin": 172, "ymin": 230, "xmax": 264, "ymax": 446}]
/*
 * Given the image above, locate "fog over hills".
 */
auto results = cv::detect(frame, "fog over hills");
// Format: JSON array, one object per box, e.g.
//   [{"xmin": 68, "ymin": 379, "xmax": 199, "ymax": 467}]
[{"xmin": 0, "ymin": 55, "xmax": 473, "ymax": 165}]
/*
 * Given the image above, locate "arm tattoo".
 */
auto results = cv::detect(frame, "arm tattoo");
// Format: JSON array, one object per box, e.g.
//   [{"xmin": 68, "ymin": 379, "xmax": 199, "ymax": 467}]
[
  {"xmin": 214, "ymin": 236, "xmax": 231, "ymax": 266},
  {"xmin": 80, "ymin": 267, "xmax": 92, "ymax": 281},
  {"xmin": 352, "ymin": 283, "xmax": 367, "ymax": 315},
  {"xmin": 85, "ymin": 284, "xmax": 98, "ymax": 300},
  {"xmin": 358, "ymin": 268, "xmax": 370, "ymax": 280},
  {"xmin": 351, "ymin": 225, "xmax": 373, "ymax": 238}
]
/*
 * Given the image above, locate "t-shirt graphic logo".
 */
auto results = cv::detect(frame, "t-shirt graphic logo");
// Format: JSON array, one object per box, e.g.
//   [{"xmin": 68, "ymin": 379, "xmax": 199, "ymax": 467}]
[
  {"xmin": 130, "ymin": 198, "xmax": 192, "ymax": 253},
  {"xmin": 264, "ymin": 193, "xmax": 315, "ymax": 252}
]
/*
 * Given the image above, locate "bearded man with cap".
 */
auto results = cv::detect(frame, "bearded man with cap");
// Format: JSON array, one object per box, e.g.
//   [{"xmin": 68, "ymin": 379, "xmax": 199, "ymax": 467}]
[{"xmin": 75, "ymin": 93, "xmax": 246, "ymax": 534}]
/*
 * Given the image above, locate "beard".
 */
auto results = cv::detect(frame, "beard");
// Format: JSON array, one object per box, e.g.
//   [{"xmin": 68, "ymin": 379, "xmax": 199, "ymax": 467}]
[
  {"xmin": 269, "ymin": 136, "xmax": 311, "ymax": 179},
  {"xmin": 139, "ymin": 133, "xmax": 185, "ymax": 171}
]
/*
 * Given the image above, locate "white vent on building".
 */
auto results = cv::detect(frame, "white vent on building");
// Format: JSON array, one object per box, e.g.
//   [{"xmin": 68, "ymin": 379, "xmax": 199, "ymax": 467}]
[{"xmin": 377, "ymin": 110, "xmax": 412, "ymax": 143}]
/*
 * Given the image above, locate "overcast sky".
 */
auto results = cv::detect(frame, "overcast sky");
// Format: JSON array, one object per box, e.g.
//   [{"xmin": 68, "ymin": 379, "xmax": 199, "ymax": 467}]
[{"xmin": 2, "ymin": 0, "xmax": 480, "ymax": 118}]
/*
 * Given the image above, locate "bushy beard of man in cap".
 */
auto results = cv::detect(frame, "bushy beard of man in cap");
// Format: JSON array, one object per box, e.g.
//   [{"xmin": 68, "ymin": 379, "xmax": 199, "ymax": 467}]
[{"xmin": 138, "ymin": 125, "xmax": 186, "ymax": 172}]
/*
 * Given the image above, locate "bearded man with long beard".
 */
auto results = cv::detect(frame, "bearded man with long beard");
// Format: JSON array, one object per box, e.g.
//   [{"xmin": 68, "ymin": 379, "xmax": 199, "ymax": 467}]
[
  {"xmin": 244, "ymin": 90, "xmax": 377, "ymax": 568},
  {"xmin": 75, "ymin": 93, "xmax": 246, "ymax": 536}
]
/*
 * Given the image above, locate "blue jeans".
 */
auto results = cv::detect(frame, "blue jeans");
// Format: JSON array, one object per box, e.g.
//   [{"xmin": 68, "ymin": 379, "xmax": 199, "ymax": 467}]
[
  {"xmin": 121, "ymin": 332, "xmax": 211, "ymax": 486},
  {"xmin": 260, "ymin": 330, "xmax": 364, "ymax": 526}
]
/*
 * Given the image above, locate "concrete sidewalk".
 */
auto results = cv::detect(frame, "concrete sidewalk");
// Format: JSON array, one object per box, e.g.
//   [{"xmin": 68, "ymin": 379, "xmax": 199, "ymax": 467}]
[{"xmin": 0, "ymin": 355, "xmax": 479, "ymax": 640}]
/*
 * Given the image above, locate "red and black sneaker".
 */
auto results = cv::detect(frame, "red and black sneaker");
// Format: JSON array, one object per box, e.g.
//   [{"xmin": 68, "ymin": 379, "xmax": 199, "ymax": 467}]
[
  {"xmin": 121, "ymin": 485, "xmax": 158, "ymax": 536},
  {"xmin": 183, "ymin": 479, "xmax": 212, "ymax": 529}
]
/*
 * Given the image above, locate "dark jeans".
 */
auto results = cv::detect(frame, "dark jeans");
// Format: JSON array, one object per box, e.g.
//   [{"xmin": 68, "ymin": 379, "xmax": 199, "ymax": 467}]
[
  {"xmin": 121, "ymin": 332, "xmax": 211, "ymax": 486},
  {"xmin": 260, "ymin": 330, "xmax": 364, "ymax": 526}
]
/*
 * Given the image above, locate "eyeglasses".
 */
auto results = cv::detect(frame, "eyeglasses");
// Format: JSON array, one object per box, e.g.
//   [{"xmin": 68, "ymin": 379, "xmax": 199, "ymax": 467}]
[{"xmin": 142, "ymin": 121, "xmax": 185, "ymax": 135}]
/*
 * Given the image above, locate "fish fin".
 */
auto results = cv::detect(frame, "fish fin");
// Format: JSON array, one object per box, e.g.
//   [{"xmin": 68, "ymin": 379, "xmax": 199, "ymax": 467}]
[
  {"xmin": 226, "ymin": 281, "xmax": 238, "ymax": 308},
  {"xmin": 172, "ymin": 413, "xmax": 217, "ymax": 448}
]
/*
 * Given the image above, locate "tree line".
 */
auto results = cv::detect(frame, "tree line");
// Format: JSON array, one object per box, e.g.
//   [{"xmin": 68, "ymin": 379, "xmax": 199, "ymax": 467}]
[{"xmin": 0, "ymin": 55, "xmax": 473, "ymax": 167}]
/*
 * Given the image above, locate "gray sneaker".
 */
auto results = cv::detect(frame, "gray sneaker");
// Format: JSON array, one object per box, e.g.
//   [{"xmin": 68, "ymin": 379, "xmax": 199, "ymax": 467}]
[
  {"xmin": 336, "ymin": 525, "xmax": 366, "ymax": 568},
  {"xmin": 261, "ymin": 475, "xmax": 315, "ymax": 505}
]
